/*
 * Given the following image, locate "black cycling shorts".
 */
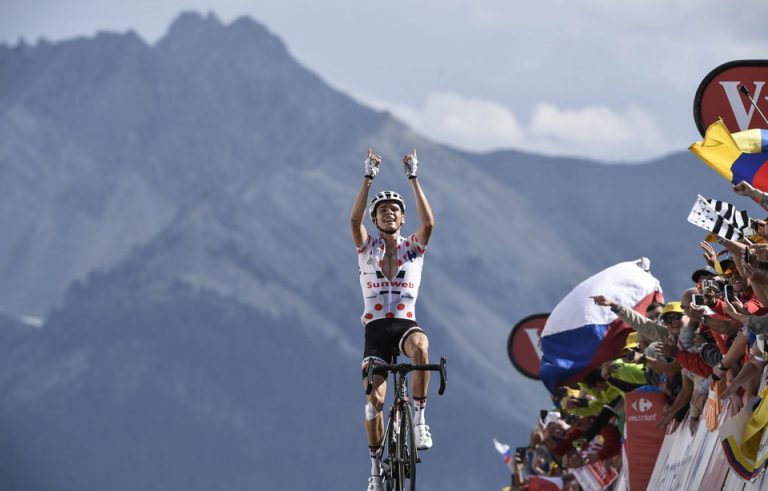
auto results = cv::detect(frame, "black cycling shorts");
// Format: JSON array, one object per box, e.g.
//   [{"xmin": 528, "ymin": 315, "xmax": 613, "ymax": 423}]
[{"xmin": 361, "ymin": 318, "xmax": 425, "ymax": 379}]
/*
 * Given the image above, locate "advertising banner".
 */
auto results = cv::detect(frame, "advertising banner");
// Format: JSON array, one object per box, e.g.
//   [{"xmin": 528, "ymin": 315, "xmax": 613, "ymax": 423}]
[
  {"xmin": 693, "ymin": 60, "xmax": 768, "ymax": 137},
  {"xmin": 572, "ymin": 461, "xmax": 619, "ymax": 491},
  {"xmin": 624, "ymin": 391, "xmax": 667, "ymax": 490},
  {"xmin": 507, "ymin": 314, "xmax": 548, "ymax": 380}
]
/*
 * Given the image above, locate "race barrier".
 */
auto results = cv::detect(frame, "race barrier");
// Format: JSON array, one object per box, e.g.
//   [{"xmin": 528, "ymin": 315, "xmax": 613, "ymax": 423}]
[{"xmin": 616, "ymin": 401, "xmax": 768, "ymax": 491}]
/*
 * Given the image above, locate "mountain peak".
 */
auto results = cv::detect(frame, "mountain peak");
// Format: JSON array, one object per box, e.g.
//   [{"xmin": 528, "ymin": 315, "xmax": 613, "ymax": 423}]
[
  {"xmin": 158, "ymin": 11, "xmax": 287, "ymax": 59},
  {"xmin": 165, "ymin": 11, "xmax": 224, "ymax": 38}
]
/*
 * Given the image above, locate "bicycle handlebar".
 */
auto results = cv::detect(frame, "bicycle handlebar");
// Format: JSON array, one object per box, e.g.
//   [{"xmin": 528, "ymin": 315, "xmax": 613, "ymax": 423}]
[{"xmin": 365, "ymin": 357, "xmax": 447, "ymax": 396}]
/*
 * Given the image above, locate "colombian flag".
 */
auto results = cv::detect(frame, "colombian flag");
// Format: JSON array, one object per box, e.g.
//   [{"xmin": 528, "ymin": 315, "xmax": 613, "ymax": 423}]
[{"xmin": 690, "ymin": 119, "xmax": 768, "ymax": 191}]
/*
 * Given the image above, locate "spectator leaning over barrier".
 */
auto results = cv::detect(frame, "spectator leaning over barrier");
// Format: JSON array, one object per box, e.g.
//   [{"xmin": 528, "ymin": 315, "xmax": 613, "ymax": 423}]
[
  {"xmin": 719, "ymin": 325, "xmax": 766, "ymax": 402},
  {"xmin": 606, "ymin": 298, "xmax": 688, "ymax": 377},
  {"xmin": 723, "ymin": 239, "xmax": 768, "ymax": 309},
  {"xmin": 590, "ymin": 296, "xmax": 690, "ymax": 350},
  {"xmin": 638, "ymin": 302, "xmax": 665, "ymax": 348},
  {"xmin": 707, "ymin": 259, "xmax": 763, "ymax": 317},
  {"xmin": 552, "ymin": 415, "xmax": 622, "ymax": 468},
  {"xmin": 504, "ymin": 194, "xmax": 768, "ymax": 489},
  {"xmin": 561, "ymin": 370, "xmax": 622, "ymax": 418}
]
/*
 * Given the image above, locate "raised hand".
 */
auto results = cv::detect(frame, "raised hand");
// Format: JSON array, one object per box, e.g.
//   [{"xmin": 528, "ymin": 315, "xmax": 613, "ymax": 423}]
[
  {"xmin": 700, "ymin": 241, "xmax": 717, "ymax": 266},
  {"xmin": 723, "ymin": 296, "xmax": 749, "ymax": 323},
  {"xmin": 733, "ymin": 181, "xmax": 760, "ymax": 200},
  {"xmin": 590, "ymin": 295, "xmax": 617, "ymax": 309},
  {"xmin": 656, "ymin": 340, "xmax": 679, "ymax": 359},
  {"xmin": 402, "ymin": 148, "xmax": 418, "ymax": 179},
  {"xmin": 364, "ymin": 148, "xmax": 381, "ymax": 179}
]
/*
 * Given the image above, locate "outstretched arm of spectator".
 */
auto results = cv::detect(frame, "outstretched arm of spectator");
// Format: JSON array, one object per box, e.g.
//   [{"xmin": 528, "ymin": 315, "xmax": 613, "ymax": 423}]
[
  {"xmin": 645, "ymin": 355, "xmax": 682, "ymax": 376},
  {"xmin": 659, "ymin": 375, "xmax": 693, "ymax": 428},
  {"xmin": 720, "ymin": 357, "xmax": 764, "ymax": 400},
  {"xmin": 717, "ymin": 332, "xmax": 748, "ymax": 374},
  {"xmin": 591, "ymin": 295, "xmax": 667, "ymax": 342},
  {"xmin": 734, "ymin": 181, "xmax": 768, "ymax": 210},
  {"xmin": 699, "ymin": 342, "xmax": 723, "ymax": 367},
  {"xmin": 582, "ymin": 405, "xmax": 617, "ymax": 443}
]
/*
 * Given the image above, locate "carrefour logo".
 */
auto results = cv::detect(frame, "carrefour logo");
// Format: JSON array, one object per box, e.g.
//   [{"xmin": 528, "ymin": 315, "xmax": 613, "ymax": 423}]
[{"xmin": 632, "ymin": 398, "xmax": 653, "ymax": 413}]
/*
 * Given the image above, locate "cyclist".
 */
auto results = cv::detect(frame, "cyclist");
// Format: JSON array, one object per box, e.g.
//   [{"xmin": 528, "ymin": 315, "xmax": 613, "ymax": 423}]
[{"xmin": 350, "ymin": 148, "xmax": 435, "ymax": 491}]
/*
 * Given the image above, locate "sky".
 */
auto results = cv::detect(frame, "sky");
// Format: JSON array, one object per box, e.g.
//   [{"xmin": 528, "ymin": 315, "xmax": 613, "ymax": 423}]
[{"xmin": 3, "ymin": 0, "xmax": 768, "ymax": 162}]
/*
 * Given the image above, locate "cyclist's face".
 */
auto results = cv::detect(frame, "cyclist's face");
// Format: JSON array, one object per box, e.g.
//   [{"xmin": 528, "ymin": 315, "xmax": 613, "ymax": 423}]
[{"xmin": 375, "ymin": 203, "xmax": 403, "ymax": 232}]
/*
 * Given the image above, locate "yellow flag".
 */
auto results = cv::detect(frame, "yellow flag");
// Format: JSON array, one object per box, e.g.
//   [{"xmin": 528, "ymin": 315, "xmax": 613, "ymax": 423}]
[
  {"xmin": 689, "ymin": 119, "xmax": 740, "ymax": 183},
  {"xmin": 741, "ymin": 387, "xmax": 768, "ymax": 459}
]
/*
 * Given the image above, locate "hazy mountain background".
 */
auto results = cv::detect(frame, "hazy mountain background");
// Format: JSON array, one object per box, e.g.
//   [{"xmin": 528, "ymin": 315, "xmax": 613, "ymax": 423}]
[{"xmin": 0, "ymin": 11, "xmax": 751, "ymax": 490}]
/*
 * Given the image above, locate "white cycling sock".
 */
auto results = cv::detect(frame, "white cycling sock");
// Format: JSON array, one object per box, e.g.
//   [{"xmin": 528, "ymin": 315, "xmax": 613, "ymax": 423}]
[
  {"xmin": 369, "ymin": 446, "xmax": 382, "ymax": 476},
  {"xmin": 413, "ymin": 397, "xmax": 427, "ymax": 425}
]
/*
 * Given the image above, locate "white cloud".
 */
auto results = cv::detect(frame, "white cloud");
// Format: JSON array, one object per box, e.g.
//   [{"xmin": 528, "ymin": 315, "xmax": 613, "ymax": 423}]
[
  {"xmin": 527, "ymin": 103, "xmax": 669, "ymax": 161},
  {"xmin": 380, "ymin": 92, "xmax": 526, "ymax": 153},
  {"xmin": 364, "ymin": 91, "xmax": 674, "ymax": 163}
]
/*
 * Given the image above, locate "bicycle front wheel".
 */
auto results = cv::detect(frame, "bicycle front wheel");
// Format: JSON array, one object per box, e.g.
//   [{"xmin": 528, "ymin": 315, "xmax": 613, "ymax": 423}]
[
  {"xmin": 397, "ymin": 404, "xmax": 417, "ymax": 491},
  {"xmin": 383, "ymin": 408, "xmax": 398, "ymax": 491}
]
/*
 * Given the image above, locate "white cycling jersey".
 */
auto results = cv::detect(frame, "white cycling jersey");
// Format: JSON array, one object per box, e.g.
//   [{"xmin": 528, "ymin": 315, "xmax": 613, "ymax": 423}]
[{"xmin": 357, "ymin": 233, "xmax": 427, "ymax": 325}]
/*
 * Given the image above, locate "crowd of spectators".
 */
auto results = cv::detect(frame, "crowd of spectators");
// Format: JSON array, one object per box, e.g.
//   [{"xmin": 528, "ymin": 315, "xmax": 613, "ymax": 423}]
[{"xmin": 508, "ymin": 180, "xmax": 768, "ymax": 490}]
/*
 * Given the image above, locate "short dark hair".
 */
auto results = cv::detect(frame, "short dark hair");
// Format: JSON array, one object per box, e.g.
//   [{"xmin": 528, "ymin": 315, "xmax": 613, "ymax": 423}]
[{"xmin": 646, "ymin": 302, "xmax": 665, "ymax": 313}]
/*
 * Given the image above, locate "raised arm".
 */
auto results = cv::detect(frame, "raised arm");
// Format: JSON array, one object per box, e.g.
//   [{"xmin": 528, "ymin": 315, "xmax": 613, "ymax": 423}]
[
  {"xmin": 350, "ymin": 149, "xmax": 380, "ymax": 248},
  {"xmin": 590, "ymin": 295, "xmax": 667, "ymax": 343},
  {"xmin": 725, "ymin": 239, "xmax": 768, "ymax": 306},
  {"xmin": 733, "ymin": 181, "xmax": 768, "ymax": 211},
  {"xmin": 403, "ymin": 148, "xmax": 434, "ymax": 246}
]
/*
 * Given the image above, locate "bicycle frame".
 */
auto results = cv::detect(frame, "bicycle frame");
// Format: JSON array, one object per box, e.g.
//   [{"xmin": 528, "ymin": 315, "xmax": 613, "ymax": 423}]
[
  {"xmin": 379, "ymin": 368, "xmax": 409, "ymax": 481},
  {"xmin": 365, "ymin": 357, "xmax": 447, "ymax": 491}
]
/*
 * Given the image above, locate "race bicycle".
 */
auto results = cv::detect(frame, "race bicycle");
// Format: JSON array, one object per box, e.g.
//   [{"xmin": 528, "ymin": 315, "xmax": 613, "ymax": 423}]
[{"xmin": 365, "ymin": 357, "xmax": 447, "ymax": 491}]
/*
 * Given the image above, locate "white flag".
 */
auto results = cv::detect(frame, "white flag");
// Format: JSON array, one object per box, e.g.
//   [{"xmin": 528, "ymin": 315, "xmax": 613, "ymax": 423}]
[
  {"xmin": 687, "ymin": 194, "xmax": 755, "ymax": 240},
  {"xmin": 492, "ymin": 438, "xmax": 514, "ymax": 472}
]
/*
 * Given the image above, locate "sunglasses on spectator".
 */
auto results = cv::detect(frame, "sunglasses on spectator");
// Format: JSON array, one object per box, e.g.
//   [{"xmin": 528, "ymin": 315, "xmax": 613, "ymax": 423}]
[{"xmin": 661, "ymin": 313, "xmax": 683, "ymax": 323}]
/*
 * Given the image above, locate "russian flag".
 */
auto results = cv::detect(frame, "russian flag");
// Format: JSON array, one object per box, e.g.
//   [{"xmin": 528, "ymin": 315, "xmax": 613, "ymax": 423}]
[
  {"xmin": 690, "ymin": 119, "xmax": 768, "ymax": 192},
  {"xmin": 539, "ymin": 258, "xmax": 663, "ymax": 393},
  {"xmin": 492, "ymin": 438, "xmax": 514, "ymax": 472}
]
